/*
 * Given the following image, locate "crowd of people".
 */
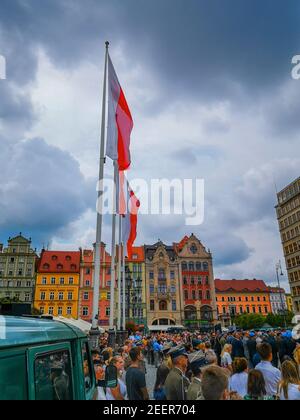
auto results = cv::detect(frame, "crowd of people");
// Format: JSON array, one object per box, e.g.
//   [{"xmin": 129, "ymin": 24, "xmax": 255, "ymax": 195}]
[{"xmin": 91, "ymin": 328, "xmax": 300, "ymax": 401}]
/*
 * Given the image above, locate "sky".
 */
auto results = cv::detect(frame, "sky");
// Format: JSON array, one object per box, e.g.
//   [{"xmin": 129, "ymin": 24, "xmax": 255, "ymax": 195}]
[{"xmin": 1, "ymin": 0, "xmax": 300, "ymax": 290}]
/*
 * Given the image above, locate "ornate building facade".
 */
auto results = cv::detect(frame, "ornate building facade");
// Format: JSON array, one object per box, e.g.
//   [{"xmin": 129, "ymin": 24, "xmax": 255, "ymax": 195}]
[
  {"xmin": 145, "ymin": 241, "xmax": 182, "ymax": 327},
  {"xmin": 0, "ymin": 234, "xmax": 37, "ymax": 304},
  {"xmin": 175, "ymin": 234, "xmax": 218, "ymax": 328}
]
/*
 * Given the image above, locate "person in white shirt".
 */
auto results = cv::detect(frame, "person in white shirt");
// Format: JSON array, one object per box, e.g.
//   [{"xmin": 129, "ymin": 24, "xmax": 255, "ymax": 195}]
[
  {"xmin": 229, "ymin": 357, "xmax": 248, "ymax": 398},
  {"xmin": 255, "ymin": 342, "xmax": 281, "ymax": 398},
  {"xmin": 279, "ymin": 360, "xmax": 300, "ymax": 401}
]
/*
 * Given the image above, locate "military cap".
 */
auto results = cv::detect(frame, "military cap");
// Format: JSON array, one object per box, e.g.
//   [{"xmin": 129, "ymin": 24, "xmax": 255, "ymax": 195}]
[
  {"xmin": 167, "ymin": 345, "xmax": 188, "ymax": 360},
  {"xmin": 188, "ymin": 351, "xmax": 208, "ymax": 369}
]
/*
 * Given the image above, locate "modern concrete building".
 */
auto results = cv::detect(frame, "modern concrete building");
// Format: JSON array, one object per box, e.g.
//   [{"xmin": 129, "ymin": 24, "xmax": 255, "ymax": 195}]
[
  {"xmin": 276, "ymin": 177, "xmax": 300, "ymax": 314},
  {"xmin": 0, "ymin": 234, "xmax": 37, "ymax": 304}
]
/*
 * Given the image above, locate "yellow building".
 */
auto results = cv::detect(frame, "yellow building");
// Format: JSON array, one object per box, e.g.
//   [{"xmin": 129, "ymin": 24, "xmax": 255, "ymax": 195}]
[
  {"xmin": 34, "ymin": 250, "xmax": 81, "ymax": 318},
  {"xmin": 286, "ymin": 294, "xmax": 294, "ymax": 313}
]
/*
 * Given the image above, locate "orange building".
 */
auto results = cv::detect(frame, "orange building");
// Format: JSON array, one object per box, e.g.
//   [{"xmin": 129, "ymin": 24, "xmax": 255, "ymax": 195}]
[
  {"xmin": 215, "ymin": 279, "xmax": 272, "ymax": 326},
  {"xmin": 78, "ymin": 245, "xmax": 112, "ymax": 328},
  {"xmin": 34, "ymin": 250, "xmax": 81, "ymax": 318}
]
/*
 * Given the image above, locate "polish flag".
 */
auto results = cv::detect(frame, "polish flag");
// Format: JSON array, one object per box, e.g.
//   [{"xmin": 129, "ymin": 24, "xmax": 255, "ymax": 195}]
[
  {"xmin": 106, "ymin": 54, "xmax": 133, "ymax": 171},
  {"xmin": 122, "ymin": 183, "xmax": 140, "ymax": 258}
]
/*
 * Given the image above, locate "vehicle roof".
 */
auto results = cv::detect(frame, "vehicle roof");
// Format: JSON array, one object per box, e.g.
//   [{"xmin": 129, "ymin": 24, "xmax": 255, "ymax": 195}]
[{"xmin": 0, "ymin": 316, "xmax": 86, "ymax": 349}]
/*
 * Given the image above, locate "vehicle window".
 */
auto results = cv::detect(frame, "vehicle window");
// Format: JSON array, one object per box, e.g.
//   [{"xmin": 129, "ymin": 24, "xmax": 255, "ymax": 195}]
[
  {"xmin": 81, "ymin": 342, "xmax": 92, "ymax": 392},
  {"xmin": 34, "ymin": 350, "xmax": 73, "ymax": 400},
  {"xmin": 0, "ymin": 354, "xmax": 27, "ymax": 400}
]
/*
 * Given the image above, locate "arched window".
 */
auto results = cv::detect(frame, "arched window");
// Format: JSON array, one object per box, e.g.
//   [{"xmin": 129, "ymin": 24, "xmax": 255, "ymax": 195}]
[
  {"xmin": 196, "ymin": 262, "xmax": 202, "ymax": 271},
  {"xmin": 206, "ymin": 290, "xmax": 211, "ymax": 300},
  {"xmin": 182, "ymin": 262, "xmax": 187, "ymax": 270},
  {"xmin": 158, "ymin": 269, "xmax": 165, "ymax": 280},
  {"xmin": 203, "ymin": 262, "xmax": 208, "ymax": 271},
  {"xmin": 159, "ymin": 300, "xmax": 168, "ymax": 311},
  {"xmin": 189, "ymin": 262, "xmax": 194, "ymax": 271}
]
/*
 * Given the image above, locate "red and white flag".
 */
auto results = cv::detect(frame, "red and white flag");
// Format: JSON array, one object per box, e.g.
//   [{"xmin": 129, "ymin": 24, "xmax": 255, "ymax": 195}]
[
  {"xmin": 122, "ymin": 182, "xmax": 140, "ymax": 258},
  {"xmin": 106, "ymin": 54, "xmax": 133, "ymax": 171}
]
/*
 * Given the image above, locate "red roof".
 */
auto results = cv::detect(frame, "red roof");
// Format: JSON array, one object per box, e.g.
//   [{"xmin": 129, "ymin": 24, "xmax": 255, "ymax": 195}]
[
  {"xmin": 82, "ymin": 247, "xmax": 111, "ymax": 264},
  {"xmin": 268, "ymin": 286, "xmax": 286, "ymax": 294},
  {"xmin": 126, "ymin": 246, "xmax": 144, "ymax": 262},
  {"xmin": 38, "ymin": 250, "xmax": 81, "ymax": 273},
  {"xmin": 215, "ymin": 279, "xmax": 269, "ymax": 293},
  {"xmin": 173, "ymin": 236, "xmax": 189, "ymax": 253}
]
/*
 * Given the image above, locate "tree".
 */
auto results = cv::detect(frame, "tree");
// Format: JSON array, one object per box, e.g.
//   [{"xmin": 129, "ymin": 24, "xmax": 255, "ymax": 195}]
[
  {"xmin": 234, "ymin": 314, "xmax": 265, "ymax": 330},
  {"xmin": 266, "ymin": 311, "xmax": 294, "ymax": 328}
]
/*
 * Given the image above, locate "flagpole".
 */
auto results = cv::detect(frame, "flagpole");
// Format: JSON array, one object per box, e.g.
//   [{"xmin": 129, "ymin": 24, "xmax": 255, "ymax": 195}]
[
  {"xmin": 91, "ymin": 41, "xmax": 109, "ymax": 334},
  {"xmin": 122, "ymin": 241, "xmax": 126, "ymax": 331},
  {"xmin": 109, "ymin": 160, "xmax": 118, "ymax": 345},
  {"xmin": 117, "ymin": 215, "xmax": 122, "ymax": 331}
]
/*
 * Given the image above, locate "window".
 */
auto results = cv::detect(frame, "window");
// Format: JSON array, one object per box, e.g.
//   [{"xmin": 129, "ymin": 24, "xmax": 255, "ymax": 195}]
[
  {"xmin": 149, "ymin": 284, "xmax": 155, "ymax": 294},
  {"xmin": 192, "ymin": 290, "xmax": 196, "ymax": 300},
  {"xmin": 170, "ymin": 271, "xmax": 175, "ymax": 280},
  {"xmin": 50, "ymin": 292, "xmax": 55, "ymax": 300},
  {"xmin": 199, "ymin": 290, "xmax": 203, "ymax": 300},
  {"xmin": 60, "ymin": 278, "xmax": 65, "ymax": 285},
  {"xmin": 196, "ymin": 262, "xmax": 202, "ymax": 271},
  {"xmin": 83, "ymin": 292, "xmax": 89, "ymax": 300},
  {"xmin": 34, "ymin": 350, "xmax": 73, "ymax": 400},
  {"xmin": 40, "ymin": 307, "xmax": 45, "ymax": 315},
  {"xmin": 182, "ymin": 262, "xmax": 187, "ymax": 270},
  {"xmin": 68, "ymin": 292, "xmax": 73, "ymax": 300},
  {"xmin": 149, "ymin": 271, "xmax": 154, "ymax": 280},
  {"xmin": 107, "ymin": 292, "xmax": 111, "ymax": 300},
  {"xmin": 67, "ymin": 307, "xmax": 72, "ymax": 315},
  {"xmin": 10, "ymin": 258, "xmax": 15, "ymax": 263},
  {"xmin": 264, "ymin": 306, "xmax": 268, "ymax": 314},
  {"xmin": 86, "ymin": 268, "xmax": 91, "ymax": 275},
  {"xmin": 26, "ymin": 281, "xmax": 31, "ymax": 287},
  {"xmin": 83, "ymin": 307, "xmax": 89, "ymax": 317},
  {"xmin": 150, "ymin": 300, "xmax": 155, "ymax": 311},
  {"xmin": 40, "ymin": 292, "xmax": 46, "ymax": 300},
  {"xmin": 203, "ymin": 262, "xmax": 208, "ymax": 271},
  {"xmin": 183, "ymin": 277, "xmax": 187, "ymax": 285},
  {"xmin": 158, "ymin": 269, "xmax": 165, "ymax": 280},
  {"xmin": 69, "ymin": 278, "xmax": 74, "ymax": 285},
  {"xmin": 246, "ymin": 306, "xmax": 250, "ymax": 314},
  {"xmin": 206, "ymin": 290, "xmax": 211, "ymax": 300},
  {"xmin": 85, "ymin": 280, "xmax": 90, "ymax": 287},
  {"xmin": 171, "ymin": 285, "xmax": 176, "ymax": 294},
  {"xmin": 252, "ymin": 307, "xmax": 256, "ymax": 314},
  {"xmin": 58, "ymin": 307, "xmax": 63, "ymax": 316},
  {"xmin": 106, "ymin": 307, "xmax": 110, "ymax": 316},
  {"xmin": 184, "ymin": 290, "xmax": 189, "ymax": 300},
  {"xmin": 17, "ymin": 281, "xmax": 22, "ymax": 287},
  {"xmin": 15, "ymin": 292, "xmax": 20, "ymax": 300},
  {"xmin": 42, "ymin": 277, "xmax": 47, "ymax": 285},
  {"xmin": 239, "ymin": 307, "xmax": 243, "ymax": 314},
  {"xmin": 49, "ymin": 307, "xmax": 54, "ymax": 315},
  {"xmin": 82, "ymin": 342, "xmax": 93, "ymax": 392},
  {"xmin": 191, "ymin": 277, "xmax": 195, "ymax": 285},
  {"xmin": 159, "ymin": 300, "xmax": 168, "ymax": 311},
  {"xmin": 51, "ymin": 278, "xmax": 56, "ymax": 285},
  {"xmin": 198, "ymin": 277, "xmax": 202, "ymax": 285},
  {"xmin": 205, "ymin": 276, "xmax": 209, "ymax": 285},
  {"xmin": 172, "ymin": 300, "xmax": 177, "ymax": 311},
  {"xmin": 59, "ymin": 292, "xmax": 64, "ymax": 300},
  {"xmin": 25, "ymin": 293, "xmax": 30, "ymax": 302},
  {"xmin": 189, "ymin": 262, "xmax": 194, "ymax": 271}
]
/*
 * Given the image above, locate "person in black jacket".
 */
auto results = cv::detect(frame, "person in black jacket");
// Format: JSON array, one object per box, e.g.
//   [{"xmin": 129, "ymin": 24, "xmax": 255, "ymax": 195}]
[
  {"xmin": 247, "ymin": 332, "xmax": 257, "ymax": 368},
  {"xmin": 231, "ymin": 332, "xmax": 245, "ymax": 359}
]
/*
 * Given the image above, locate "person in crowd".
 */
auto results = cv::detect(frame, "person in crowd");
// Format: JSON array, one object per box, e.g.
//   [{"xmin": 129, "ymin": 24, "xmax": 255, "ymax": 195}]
[
  {"xmin": 252, "ymin": 344, "xmax": 262, "ymax": 368},
  {"xmin": 153, "ymin": 339, "xmax": 163, "ymax": 368},
  {"xmin": 247, "ymin": 331, "xmax": 258, "ymax": 368},
  {"xmin": 153, "ymin": 364, "xmax": 169, "ymax": 400},
  {"xmin": 164, "ymin": 346, "xmax": 190, "ymax": 400},
  {"xmin": 221, "ymin": 344, "xmax": 233, "ymax": 373},
  {"xmin": 293, "ymin": 346, "xmax": 300, "ymax": 375},
  {"xmin": 229, "ymin": 357, "xmax": 248, "ymax": 398},
  {"xmin": 201, "ymin": 366, "xmax": 230, "ymax": 401},
  {"xmin": 255, "ymin": 342, "xmax": 281, "ymax": 398},
  {"xmin": 125, "ymin": 347, "xmax": 149, "ymax": 401},
  {"xmin": 265, "ymin": 331, "xmax": 279, "ymax": 368},
  {"xmin": 278, "ymin": 360, "xmax": 300, "ymax": 400},
  {"xmin": 187, "ymin": 352, "xmax": 208, "ymax": 400},
  {"xmin": 231, "ymin": 332, "xmax": 245, "ymax": 359},
  {"xmin": 244, "ymin": 369, "xmax": 274, "ymax": 400},
  {"xmin": 105, "ymin": 356, "xmax": 126, "ymax": 401}
]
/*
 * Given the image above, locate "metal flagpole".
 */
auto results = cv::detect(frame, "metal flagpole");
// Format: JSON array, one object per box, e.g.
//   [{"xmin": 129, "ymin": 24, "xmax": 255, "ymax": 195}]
[
  {"xmin": 122, "ymin": 239, "xmax": 126, "ymax": 332},
  {"xmin": 117, "ymin": 215, "xmax": 122, "ymax": 331},
  {"xmin": 108, "ymin": 160, "xmax": 118, "ymax": 346},
  {"xmin": 91, "ymin": 41, "xmax": 109, "ymax": 338}
]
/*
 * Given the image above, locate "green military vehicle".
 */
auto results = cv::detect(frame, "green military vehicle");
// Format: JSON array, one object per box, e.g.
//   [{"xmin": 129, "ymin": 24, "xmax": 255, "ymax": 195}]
[{"xmin": 0, "ymin": 316, "xmax": 98, "ymax": 400}]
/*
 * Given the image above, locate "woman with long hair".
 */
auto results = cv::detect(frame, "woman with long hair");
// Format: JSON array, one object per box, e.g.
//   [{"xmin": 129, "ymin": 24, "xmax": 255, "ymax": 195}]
[
  {"xmin": 229, "ymin": 357, "xmax": 248, "ymax": 398},
  {"xmin": 153, "ymin": 364, "xmax": 170, "ymax": 400},
  {"xmin": 279, "ymin": 360, "xmax": 300, "ymax": 400},
  {"xmin": 221, "ymin": 344, "xmax": 233, "ymax": 373},
  {"xmin": 244, "ymin": 370, "xmax": 273, "ymax": 400}
]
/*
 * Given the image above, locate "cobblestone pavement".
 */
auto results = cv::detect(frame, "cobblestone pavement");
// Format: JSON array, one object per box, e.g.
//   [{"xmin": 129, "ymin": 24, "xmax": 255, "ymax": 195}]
[{"xmin": 146, "ymin": 362, "xmax": 157, "ymax": 399}]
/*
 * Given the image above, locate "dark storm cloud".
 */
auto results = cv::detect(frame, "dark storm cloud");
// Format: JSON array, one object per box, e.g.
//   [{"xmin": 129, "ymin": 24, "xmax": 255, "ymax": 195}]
[{"xmin": 0, "ymin": 137, "xmax": 94, "ymax": 246}]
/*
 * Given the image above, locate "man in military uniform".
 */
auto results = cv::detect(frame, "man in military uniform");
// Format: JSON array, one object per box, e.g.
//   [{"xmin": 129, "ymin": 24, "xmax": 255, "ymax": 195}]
[
  {"xmin": 187, "ymin": 351, "xmax": 208, "ymax": 400},
  {"xmin": 164, "ymin": 346, "xmax": 190, "ymax": 400}
]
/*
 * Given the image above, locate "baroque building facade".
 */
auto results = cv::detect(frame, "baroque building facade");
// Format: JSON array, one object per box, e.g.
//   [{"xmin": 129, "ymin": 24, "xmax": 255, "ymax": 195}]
[{"xmin": 0, "ymin": 234, "xmax": 37, "ymax": 304}]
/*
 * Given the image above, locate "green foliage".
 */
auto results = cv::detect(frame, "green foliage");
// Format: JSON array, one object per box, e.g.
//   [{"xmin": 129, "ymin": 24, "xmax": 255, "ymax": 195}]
[
  {"xmin": 266, "ymin": 311, "xmax": 294, "ymax": 328},
  {"xmin": 234, "ymin": 313, "xmax": 265, "ymax": 329}
]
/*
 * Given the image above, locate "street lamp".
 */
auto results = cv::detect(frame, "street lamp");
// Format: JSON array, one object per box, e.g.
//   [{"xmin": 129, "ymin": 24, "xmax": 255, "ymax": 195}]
[
  {"xmin": 276, "ymin": 260, "xmax": 287, "ymax": 329},
  {"xmin": 125, "ymin": 268, "xmax": 132, "ymax": 325}
]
